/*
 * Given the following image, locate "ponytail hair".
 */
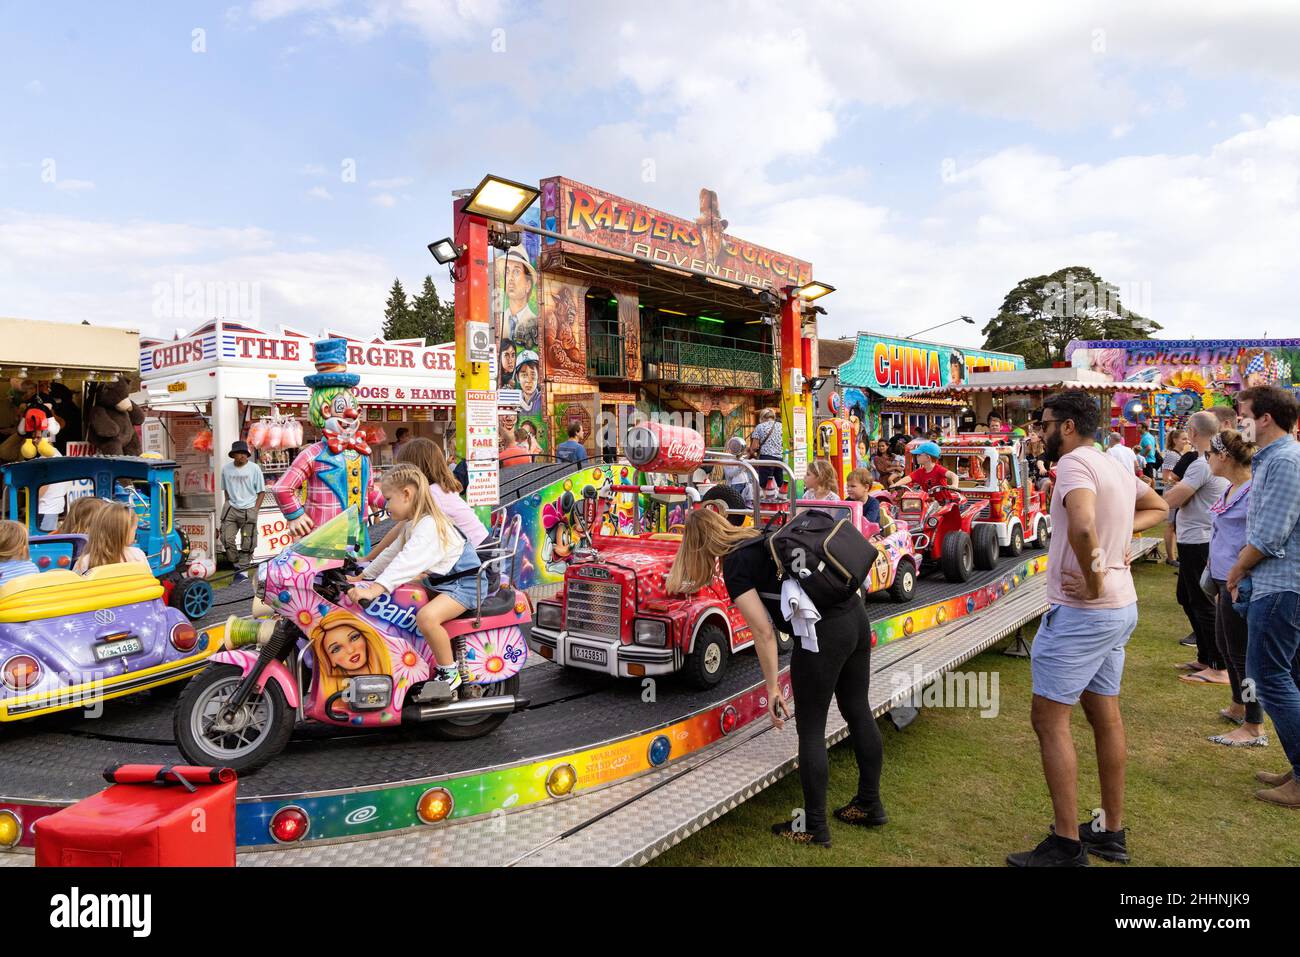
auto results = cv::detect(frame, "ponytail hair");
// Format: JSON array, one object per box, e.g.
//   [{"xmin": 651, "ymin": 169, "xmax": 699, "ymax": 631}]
[{"xmin": 1209, "ymin": 428, "xmax": 1256, "ymax": 468}]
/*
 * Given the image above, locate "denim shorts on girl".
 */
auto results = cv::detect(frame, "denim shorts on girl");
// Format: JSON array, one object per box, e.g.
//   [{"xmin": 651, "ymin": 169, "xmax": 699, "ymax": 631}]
[
  {"xmin": 1030, "ymin": 603, "xmax": 1139, "ymax": 704},
  {"xmin": 428, "ymin": 538, "xmax": 487, "ymax": 611}
]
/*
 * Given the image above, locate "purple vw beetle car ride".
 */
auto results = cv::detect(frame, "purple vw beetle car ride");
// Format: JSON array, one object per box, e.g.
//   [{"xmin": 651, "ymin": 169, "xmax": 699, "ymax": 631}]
[{"xmin": 0, "ymin": 551, "xmax": 220, "ymax": 722}]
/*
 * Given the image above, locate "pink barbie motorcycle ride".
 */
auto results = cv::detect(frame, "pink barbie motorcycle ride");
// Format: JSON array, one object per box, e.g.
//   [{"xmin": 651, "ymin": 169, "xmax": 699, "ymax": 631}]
[{"xmin": 175, "ymin": 508, "xmax": 530, "ymax": 772}]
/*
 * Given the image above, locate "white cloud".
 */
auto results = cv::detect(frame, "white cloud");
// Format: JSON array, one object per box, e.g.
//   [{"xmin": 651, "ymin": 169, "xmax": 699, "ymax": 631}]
[
  {"xmin": 298, "ymin": 163, "xmax": 327, "ymax": 176},
  {"xmin": 25, "ymin": 80, "xmax": 44, "ymax": 95},
  {"xmin": 52, "ymin": 179, "xmax": 95, "ymax": 193},
  {"xmin": 371, "ymin": 192, "xmax": 397, "ymax": 207},
  {"xmin": 306, "ymin": 186, "xmax": 333, "ymax": 200},
  {"xmin": 761, "ymin": 117, "xmax": 1300, "ymax": 343},
  {"xmin": 367, "ymin": 176, "xmax": 413, "ymax": 189},
  {"xmin": 0, "ymin": 211, "xmax": 390, "ymax": 339}
]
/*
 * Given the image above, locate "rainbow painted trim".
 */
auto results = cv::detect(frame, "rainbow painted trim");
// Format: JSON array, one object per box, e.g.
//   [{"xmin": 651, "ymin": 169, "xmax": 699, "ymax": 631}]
[{"xmin": 0, "ymin": 555, "xmax": 1048, "ymax": 852}]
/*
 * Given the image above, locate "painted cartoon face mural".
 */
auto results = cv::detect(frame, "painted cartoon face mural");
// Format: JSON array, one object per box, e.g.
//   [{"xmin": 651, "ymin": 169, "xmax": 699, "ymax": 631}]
[{"xmin": 499, "ymin": 464, "xmax": 640, "ymax": 588}]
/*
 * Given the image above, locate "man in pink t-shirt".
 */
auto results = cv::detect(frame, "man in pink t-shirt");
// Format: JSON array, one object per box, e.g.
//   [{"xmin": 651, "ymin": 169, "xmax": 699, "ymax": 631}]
[{"xmin": 1008, "ymin": 391, "xmax": 1168, "ymax": 869}]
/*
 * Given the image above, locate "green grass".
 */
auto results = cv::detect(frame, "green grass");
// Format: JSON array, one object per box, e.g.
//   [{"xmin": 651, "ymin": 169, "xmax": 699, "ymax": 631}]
[{"xmin": 653, "ymin": 552, "xmax": 1300, "ymax": 867}]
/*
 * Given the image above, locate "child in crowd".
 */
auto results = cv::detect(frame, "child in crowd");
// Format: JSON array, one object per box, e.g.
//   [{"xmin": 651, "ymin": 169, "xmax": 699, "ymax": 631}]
[
  {"xmin": 73, "ymin": 502, "xmax": 149, "ymax": 573},
  {"xmin": 368, "ymin": 438, "xmax": 489, "ymax": 559},
  {"xmin": 845, "ymin": 467, "xmax": 883, "ymax": 526},
  {"xmin": 349, "ymin": 465, "xmax": 486, "ymax": 703},
  {"xmin": 58, "ymin": 496, "xmax": 108, "ymax": 536},
  {"xmin": 0, "ymin": 520, "xmax": 39, "ymax": 585},
  {"xmin": 802, "ymin": 460, "xmax": 840, "ymax": 500}
]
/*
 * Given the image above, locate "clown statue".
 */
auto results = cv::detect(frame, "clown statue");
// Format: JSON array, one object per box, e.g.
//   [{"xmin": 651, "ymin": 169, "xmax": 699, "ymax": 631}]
[{"xmin": 273, "ymin": 339, "xmax": 385, "ymax": 549}]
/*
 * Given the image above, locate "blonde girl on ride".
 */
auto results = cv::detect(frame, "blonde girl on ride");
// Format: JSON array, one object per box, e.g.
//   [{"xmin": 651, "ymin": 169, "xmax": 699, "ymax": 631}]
[{"xmin": 349, "ymin": 465, "xmax": 486, "ymax": 703}]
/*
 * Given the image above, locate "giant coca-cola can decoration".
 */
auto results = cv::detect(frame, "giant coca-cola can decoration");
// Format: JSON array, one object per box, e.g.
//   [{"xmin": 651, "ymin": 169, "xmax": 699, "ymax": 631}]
[{"xmin": 625, "ymin": 422, "xmax": 706, "ymax": 473}]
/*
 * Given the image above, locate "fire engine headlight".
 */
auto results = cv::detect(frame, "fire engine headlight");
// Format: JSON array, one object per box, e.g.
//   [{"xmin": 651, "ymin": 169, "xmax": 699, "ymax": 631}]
[
  {"xmin": 634, "ymin": 619, "xmax": 667, "ymax": 647},
  {"xmin": 536, "ymin": 602, "xmax": 562, "ymax": 630},
  {"xmin": 927, "ymin": 517, "xmax": 939, "ymax": 528}
]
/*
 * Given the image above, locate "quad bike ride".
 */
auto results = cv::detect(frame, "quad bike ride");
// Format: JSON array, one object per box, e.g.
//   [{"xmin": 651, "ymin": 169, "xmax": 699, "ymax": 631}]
[
  {"xmin": 174, "ymin": 508, "xmax": 530, "ymax": 772},
  {"xmin": 880, "ymin": 483, "xmax": 995, "ymax": 582}
]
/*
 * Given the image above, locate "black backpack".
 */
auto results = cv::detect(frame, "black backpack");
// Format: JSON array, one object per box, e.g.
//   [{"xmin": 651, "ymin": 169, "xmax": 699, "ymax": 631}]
[{"xmin": 765, "ymin": 508, "xmax": 879, "ymax": 607}]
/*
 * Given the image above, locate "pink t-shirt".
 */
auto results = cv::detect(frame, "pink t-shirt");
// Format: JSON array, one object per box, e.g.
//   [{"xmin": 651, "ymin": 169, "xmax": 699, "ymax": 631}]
[
  {"xmin": 1046, "ymin": 445, "xmax": 1146, "ymax": 609},
  {"xmin": 431, "ymin": 484, "xmax": 489, "ymax": 549}
]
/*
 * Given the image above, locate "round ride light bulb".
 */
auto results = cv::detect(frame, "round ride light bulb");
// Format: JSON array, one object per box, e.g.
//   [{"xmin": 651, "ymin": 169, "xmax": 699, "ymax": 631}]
[
  {"xmin": 545, "ymin": 763, "xmax": 577, "ymax": 798},
  {"xmin": 647, "ymin": 734, "xmax": 672, "ymax": 767},
  {"xmin": 37, "ymin": 556, "xmax": 50, "ymax": 569},
  {"xmin": 0, "ymin": 810, "xmax": 21, "ymax": 848},
  {"xmin": 719, "ymin": 705, "xmax": 739, "ymax": 735},
  {"xmin": 416, "ymin": 787, "xmax": 455, "ymax": 824},
  {"xmin": 2, "ymin": 655, "xmax": 41, "ymax": 692},
  {"xmin": 170, "ymin": 622, "xmax": 199, "ymax": 653},
  {"xmin": 269, "ymin": 806, "xmax": 310, "ymax": 844}
]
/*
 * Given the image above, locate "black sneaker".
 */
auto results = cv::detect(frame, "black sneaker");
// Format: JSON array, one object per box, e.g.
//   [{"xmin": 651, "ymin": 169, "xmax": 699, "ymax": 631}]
[
  {"xmin": 1077, "ymin": 824, "xmax": 1130, "ymax": 863},
  {"xmin": 1006, "ymin": 832, "xmax": 1088, "ymax": 867},
  {"xmin": 1179, "ymin": 634, "xmax": 1197, "ymax": 647},
  {"xmin": 771, "ymin": 820, "xmax": 831, "ymax": 848},
  {"xmin": 833, "ymin": 797, "xmax": 888, "ymax": 827}
]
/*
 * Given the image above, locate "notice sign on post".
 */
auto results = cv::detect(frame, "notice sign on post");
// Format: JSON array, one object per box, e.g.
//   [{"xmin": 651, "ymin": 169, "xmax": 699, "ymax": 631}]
[
  {"xmin": 791, "ymin": 407, "xmax": 808, "ymax": 480},
  {"xmin": 466, "ymin": 389, "xmax": 499, "ymax": 463},
  {"xmin": 466, "ymin": 464, "xmax": 500, "ymax": 508},
  {"xmin": 465, "ymin": 388, "xmax": 500, "ymax": 506}
]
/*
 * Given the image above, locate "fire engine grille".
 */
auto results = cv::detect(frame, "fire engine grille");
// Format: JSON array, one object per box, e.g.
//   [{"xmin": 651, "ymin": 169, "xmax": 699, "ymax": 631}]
[{"xmin": 565, "ymin": 579, "xmax": 623, "ymax": 641}]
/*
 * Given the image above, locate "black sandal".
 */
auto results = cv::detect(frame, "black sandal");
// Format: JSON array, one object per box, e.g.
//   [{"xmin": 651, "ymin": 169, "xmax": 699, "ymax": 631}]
[
  {"xmin": 770, "ymin": 820, "xmax": 831, "ymax": 847},
  {"xmin": 833, "ymin": 798, "xmax": 888, "ymax": 827}
]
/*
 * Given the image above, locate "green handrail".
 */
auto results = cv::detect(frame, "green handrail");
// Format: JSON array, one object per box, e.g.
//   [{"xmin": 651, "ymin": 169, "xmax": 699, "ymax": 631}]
[{"xmin": 587, "ymin": 330, "xmax": 625, "ymax": 378}]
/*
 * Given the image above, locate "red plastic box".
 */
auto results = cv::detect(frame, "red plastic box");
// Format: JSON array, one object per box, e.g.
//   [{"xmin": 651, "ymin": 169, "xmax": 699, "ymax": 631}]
[{"xmin": 35, "ymin": 765, "xmax": 237, "ymax": 867}]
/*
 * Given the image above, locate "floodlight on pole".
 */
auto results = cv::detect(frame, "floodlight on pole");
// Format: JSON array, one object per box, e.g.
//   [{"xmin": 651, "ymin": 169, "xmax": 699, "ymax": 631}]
[{"xmin": 462, "ymin": 174, "xmax": 540, "ymax": 224}]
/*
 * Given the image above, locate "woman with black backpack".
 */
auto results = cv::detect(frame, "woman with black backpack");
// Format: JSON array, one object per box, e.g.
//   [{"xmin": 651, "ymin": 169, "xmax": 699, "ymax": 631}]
[{"xmin": 665, "ymin": 506, "xmax": 886, "ymax": 848}]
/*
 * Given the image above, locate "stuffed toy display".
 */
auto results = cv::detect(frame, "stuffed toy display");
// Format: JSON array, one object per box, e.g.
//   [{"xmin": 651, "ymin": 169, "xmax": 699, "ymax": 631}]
[
  {"xmin": 86, "ymin": 379, "xmax": 145, "ymax": 456},
  {"xmin": 20, "ymin": 409, "xmax": 60, "ymax": 459}
]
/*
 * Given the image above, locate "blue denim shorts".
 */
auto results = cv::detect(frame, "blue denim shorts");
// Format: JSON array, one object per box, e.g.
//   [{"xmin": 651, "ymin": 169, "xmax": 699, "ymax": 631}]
[
  {"xmin": 1031, "ymin": 603, "xmax": 1139, "ymax": 704},
  {"xmin": 433, "ymin": 568, "xmax": 489, "ymax": 611}
]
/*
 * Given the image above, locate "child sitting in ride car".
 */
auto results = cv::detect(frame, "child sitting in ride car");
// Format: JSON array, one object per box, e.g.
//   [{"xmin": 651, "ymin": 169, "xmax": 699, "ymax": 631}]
[
  {"xmin": 0, "ymin": 520, "xmax": 40, "ymax": 585},
  {"xmin": 801, "ymin": 460, "xmax": 840, "ymax": 501},
  {"xmin": 58, "ymin": 495, "xmax": 108, "ymax": 536},
  {"xmin": 845, "ymin": 467, "xmax": 884, "ymax": 527},
  {"xmin": 348, "ymin": 465, "xmax": 486, "ymax": 704},
  {"xmin": 73, "ymin": 501, "xmax": 149, "ymax": 574}
]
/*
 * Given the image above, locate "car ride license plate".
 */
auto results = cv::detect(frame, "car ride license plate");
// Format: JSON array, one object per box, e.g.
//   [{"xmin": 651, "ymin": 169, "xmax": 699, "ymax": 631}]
[
  {"xmin": 570, "ymin": 645, "xmax": 608, "ymax": 666},
  {"xmin": 94, "ymin": 635, "xmax": 143, "ymax": 661}
]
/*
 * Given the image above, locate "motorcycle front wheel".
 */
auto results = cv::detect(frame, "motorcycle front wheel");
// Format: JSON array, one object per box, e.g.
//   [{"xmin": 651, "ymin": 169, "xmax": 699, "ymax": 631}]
[{"xmin": 175, "ymin": 663, "xmax": 295, "ymax": 773}]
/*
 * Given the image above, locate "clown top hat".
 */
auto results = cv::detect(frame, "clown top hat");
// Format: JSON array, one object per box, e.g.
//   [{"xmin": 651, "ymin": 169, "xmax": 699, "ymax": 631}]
[{"xmin": 304, "ymin": 338, "xmax": 360, "ymax": 389}]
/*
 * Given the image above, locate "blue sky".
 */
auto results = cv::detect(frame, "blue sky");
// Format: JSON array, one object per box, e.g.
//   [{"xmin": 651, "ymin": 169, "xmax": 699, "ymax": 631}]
[{"xmin": 2, "ymin": 1, "xmax": 1298, "ymax": 346}]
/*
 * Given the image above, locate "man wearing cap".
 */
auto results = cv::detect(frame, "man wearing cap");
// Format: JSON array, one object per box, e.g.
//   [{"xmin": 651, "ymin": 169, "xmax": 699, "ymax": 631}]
[
  {"xmin": 221, "ymin": 440, "xmax": 266, "ymax": 582},
  {"xmin": 891, "ymin": 441, "xmax": 958, "ymax": 492},
  {"xmin": 501, "ymin": 252, "xmax": 538, "ymax": 350}
]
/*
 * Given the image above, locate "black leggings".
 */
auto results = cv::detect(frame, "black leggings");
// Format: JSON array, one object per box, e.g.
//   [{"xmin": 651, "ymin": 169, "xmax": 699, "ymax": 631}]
[
  {"xmin": 789, "ymin": 598, "xmax": 883, "ymax": 840},
  {"xmin": 1176, "ymin": 542, "xmax": 1223, "ymax": 670},
  {"xmin": 1215, "ymin": 579, "xmax": 1264, "ymax": 725}
]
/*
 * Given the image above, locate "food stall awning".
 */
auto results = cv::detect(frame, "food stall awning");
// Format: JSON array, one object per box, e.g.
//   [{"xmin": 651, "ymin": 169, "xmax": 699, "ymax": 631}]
[
  {"xmin": 881, "ymin": 396, "xmax": 967, "ymax": 407},
  {"xmin": 0, "ymin": 317, "xmax": 140, "ymax": 375},
  {"xmin": 906, "ymin": 367, "xmax": 1163, "ymax": 399}
]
